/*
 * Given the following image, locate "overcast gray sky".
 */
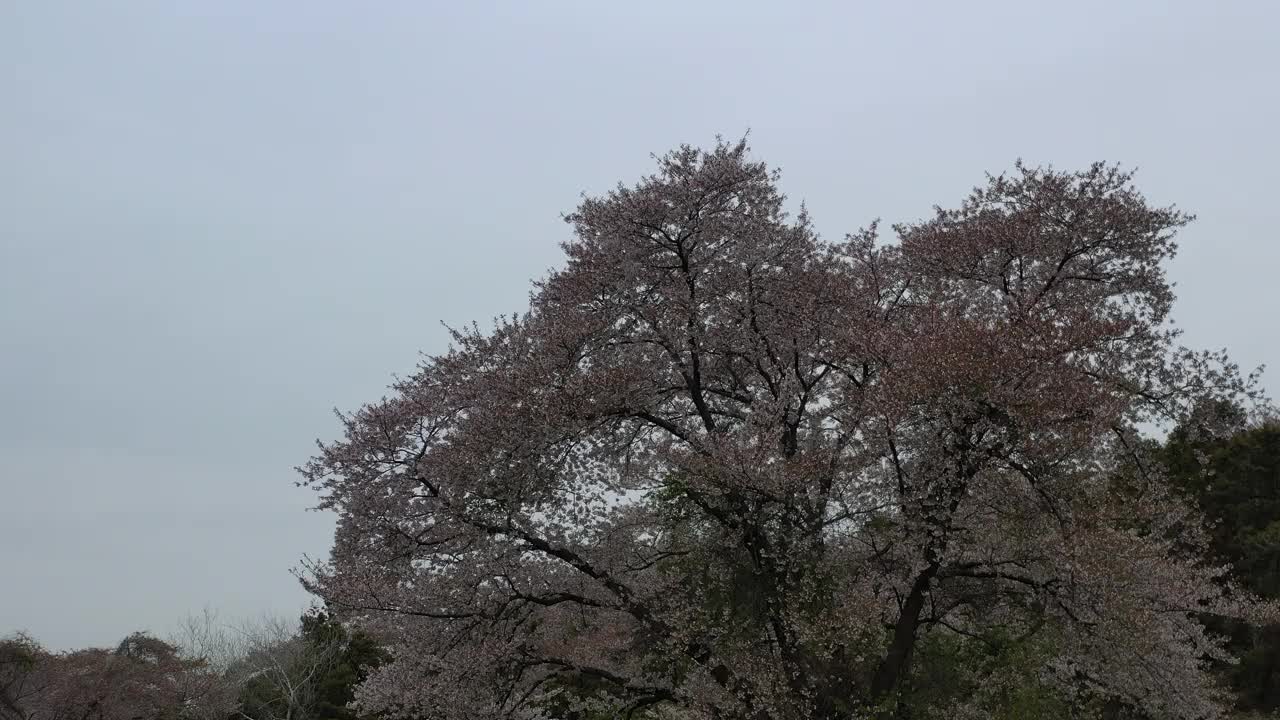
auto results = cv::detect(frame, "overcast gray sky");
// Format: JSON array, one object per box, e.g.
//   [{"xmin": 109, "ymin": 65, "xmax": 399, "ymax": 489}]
[{"xmin": 2, "ymin": 1, "xmax": 1276, "ymax": 650}]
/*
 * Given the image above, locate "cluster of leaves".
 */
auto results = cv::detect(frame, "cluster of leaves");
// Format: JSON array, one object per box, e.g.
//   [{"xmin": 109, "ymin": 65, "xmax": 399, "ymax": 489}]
[{"xmin": 299, "ymin": 139, "xmax": 1273, "ymax": 719}]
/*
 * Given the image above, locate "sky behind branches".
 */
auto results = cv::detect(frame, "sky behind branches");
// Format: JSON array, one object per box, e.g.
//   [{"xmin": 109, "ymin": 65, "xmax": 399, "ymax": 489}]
[{"xmin": 2, "ymin": 0, "xmax": 1276, "ymax": 649}]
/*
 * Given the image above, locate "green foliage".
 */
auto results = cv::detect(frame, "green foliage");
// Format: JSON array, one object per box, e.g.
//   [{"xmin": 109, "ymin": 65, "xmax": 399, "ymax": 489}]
[
  {"xmin": 237, "ymin": 670, "xmax": 292, "ymax": 720},
  {"xmin": 903, "ymin": 627, "xmax": 1073, "ymax": 720},
  {"xmin": 1162, "ymin": 416, "xmax": 1280, "ymax": 712},
  {"xmin": 234, "ymin": 609, "xmax": 388, "ymax": 720},
  {"xmin": 299, "ymin": 610, "xmax": 389, "ymax": 720},
  {"xmin": 1164, "ymin": 419, "xmax": 1280, "ymax": 595}
]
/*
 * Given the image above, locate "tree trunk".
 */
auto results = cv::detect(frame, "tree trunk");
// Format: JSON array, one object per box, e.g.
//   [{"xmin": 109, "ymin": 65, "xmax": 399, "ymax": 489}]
[{"xmin": 869, "ymin": 564, "xmax": 938, "ymax": 717}]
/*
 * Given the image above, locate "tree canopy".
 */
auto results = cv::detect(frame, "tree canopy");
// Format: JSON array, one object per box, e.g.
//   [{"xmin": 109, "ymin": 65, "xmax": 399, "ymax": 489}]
[{"xmin": 302, "ymin": 141, "xmax": 1270, "ymax": 720}]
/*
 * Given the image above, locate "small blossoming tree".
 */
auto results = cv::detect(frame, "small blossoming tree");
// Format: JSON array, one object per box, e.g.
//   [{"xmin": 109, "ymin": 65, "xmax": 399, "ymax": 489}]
[{"xmin": 0, "ymin": 632, "xmax": 236, "ymax": 720}]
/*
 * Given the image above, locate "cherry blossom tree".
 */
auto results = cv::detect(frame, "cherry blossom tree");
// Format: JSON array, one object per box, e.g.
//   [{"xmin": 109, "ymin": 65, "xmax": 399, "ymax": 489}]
[
  {"xmin": 301, "ymin": 140, "xmax": 1271, "ymax": 719},
  {"xmin": 4, "ymin": 632, "xmax": 236, "ymax": 720}
]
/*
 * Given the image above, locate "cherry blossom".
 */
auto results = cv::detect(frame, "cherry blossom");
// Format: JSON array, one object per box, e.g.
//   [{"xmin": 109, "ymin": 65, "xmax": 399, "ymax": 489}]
[{"xmin": 302, "ymin": 140, "xmax": 1268, "ymax": 719}]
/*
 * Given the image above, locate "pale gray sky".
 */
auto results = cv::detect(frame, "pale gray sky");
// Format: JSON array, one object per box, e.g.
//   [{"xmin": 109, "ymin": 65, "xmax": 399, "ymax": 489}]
[{"xmin": 2, "ymin": 1, "xmax": 1276, "ymax": 650}]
